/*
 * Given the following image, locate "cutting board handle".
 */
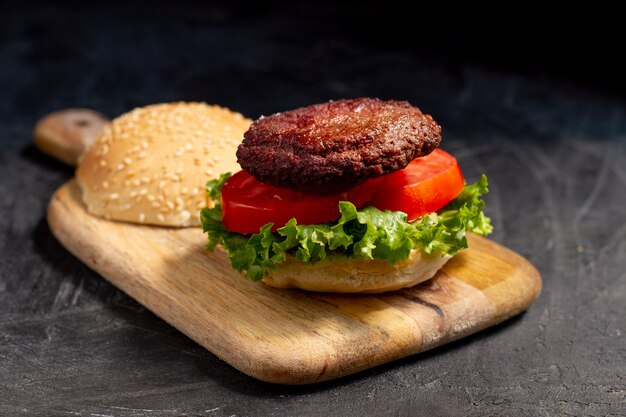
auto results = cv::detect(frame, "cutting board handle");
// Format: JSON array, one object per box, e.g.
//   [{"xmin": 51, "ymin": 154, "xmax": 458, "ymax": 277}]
[{"xmin": 33, "ymin": 109, "xmax": 109, "ymax": 165}]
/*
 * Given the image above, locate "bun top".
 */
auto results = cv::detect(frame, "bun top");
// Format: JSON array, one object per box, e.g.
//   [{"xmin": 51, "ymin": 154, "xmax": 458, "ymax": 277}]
[{"xmin": 76, "ymin": 102, "xmax": 251, "ymax": 226}]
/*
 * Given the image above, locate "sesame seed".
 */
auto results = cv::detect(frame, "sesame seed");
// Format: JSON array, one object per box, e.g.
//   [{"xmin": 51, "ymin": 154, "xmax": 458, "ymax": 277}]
[
  {"xmin": 139, "ymin": 188, "xmax": 148, "ymax": 195},
  {"xmin": 130, "ymin": 191, "xmax": 138, "ymax": 198},
  {"xmin": 166, "ymin": 201, "xmax": 175, "ymax": 210},
  {"xmin": 132, "ymin": 179, "xmax": 141, "ymax": 186},
  {"xmin": 180, "ymin": 187, "xmax": 188, "ymax": 194},
  {"xmin": 175, "ymin": 167, "xmax": 183, "ymax": 174},
  {"xmin": 99, "ymin": 160, "xmax": 107, "ymax": 167},
  {"xmin": 157, "ymin": 214, "xmax": 165, "ymax": 222},
  {"xmin": 102, "ymin": 181, "xmax": 109, "ymax": 189},
  {"xmin": 205, "ymin": 169, "xmax": 213, "ymax": 176},
  {"xmin": 116, "ymin": 163, "xmax": 125, "ymax": 171},
  {"xmin": 139, "ymin": 213, "xmax": 146, "ymax": 223},
  {"xmin": 180, "ymin": 210, "xmax": 191, "ymax": 222},
  {"xmin": 110, "ymin": 193, "xmax": 119, "ymax": 200},
  {"xmin": 138, "ymin": 151, "xmax": 147, "ymax": 159}
]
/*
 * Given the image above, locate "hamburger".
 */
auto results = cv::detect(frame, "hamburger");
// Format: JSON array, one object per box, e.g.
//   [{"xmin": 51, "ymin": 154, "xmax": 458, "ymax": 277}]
[{"xmin": 201, "ymin": 98, "xmax": 492, "ymax": 292}]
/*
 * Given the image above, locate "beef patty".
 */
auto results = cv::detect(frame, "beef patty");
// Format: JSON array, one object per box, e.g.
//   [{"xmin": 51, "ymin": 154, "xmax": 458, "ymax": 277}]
[{"xmin": 236, "ymin": 98, "xmax": 442, "ymax": 193}]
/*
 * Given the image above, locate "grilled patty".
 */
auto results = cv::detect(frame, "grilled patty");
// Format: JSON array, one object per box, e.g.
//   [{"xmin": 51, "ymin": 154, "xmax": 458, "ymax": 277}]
[{"xmin": 236, "ymin": 98, "xmax": 442, "ymax": 193}]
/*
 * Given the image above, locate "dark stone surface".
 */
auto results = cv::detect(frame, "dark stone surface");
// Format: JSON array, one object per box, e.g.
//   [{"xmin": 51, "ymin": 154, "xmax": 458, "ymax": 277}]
[{"xmin": 1, "ymin": 3, "xmax": 625, "ymax": 416}]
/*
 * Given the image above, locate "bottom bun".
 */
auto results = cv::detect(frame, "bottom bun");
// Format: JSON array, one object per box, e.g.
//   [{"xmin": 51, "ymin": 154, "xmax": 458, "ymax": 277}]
[{"xmin": 262, "ymin": 250, "xmax": 453, "ymax": 293}]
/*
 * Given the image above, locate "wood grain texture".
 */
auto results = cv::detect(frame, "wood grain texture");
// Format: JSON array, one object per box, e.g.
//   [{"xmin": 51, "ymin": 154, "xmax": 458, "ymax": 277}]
[
  {"xmin": 33, "ymin": 109, "xmax": 109, "ymax": 165},
  {"xmin": 47, "ymin": 180, "xmax": 541, "ymax": 384}
]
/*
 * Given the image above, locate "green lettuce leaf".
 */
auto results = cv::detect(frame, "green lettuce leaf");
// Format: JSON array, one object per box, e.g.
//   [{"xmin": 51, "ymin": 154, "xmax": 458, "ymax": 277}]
[
  {"xmin": 201, "ymin": 174, "xmax": 493, "ymax": 280},
  {"xmin": 205, "ymin": 172, "xmax": 232, "ymax": 202}
]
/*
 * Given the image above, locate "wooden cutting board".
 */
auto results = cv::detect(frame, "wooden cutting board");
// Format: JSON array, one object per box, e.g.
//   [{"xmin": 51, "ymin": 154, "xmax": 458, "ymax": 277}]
[{"xmin": 48, "ymin": 180, "xmax": 541, "ymax": 385}]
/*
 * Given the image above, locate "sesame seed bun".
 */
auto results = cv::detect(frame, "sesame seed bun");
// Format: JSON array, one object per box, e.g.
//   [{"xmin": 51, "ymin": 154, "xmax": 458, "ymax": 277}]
[
  {"xmin": 262, "ymin": 249, "xmax": 452, "ymax": 293},
  {"xmin": 76, "ymin": 102, "xmax": 251, "ymax": 226}
]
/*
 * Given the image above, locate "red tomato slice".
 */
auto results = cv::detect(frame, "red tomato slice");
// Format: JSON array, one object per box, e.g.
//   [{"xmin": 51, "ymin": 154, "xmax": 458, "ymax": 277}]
[
  {"xmin": 367, "ymin": 149, "xmax": 465, "ymax": 221},
  {"xmin": 221, "ymin": 172, "xmax": 383, "ymax": 234},
  {"xmin": 221, "ymin": 148, "xmax": 465, "ymax": 233}
]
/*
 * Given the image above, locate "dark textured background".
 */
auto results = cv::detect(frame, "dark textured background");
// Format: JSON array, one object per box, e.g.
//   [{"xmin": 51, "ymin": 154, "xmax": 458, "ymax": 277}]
[{"xmin": 1, "ymin": 3, "xmax": 625, "ymax": 416}]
